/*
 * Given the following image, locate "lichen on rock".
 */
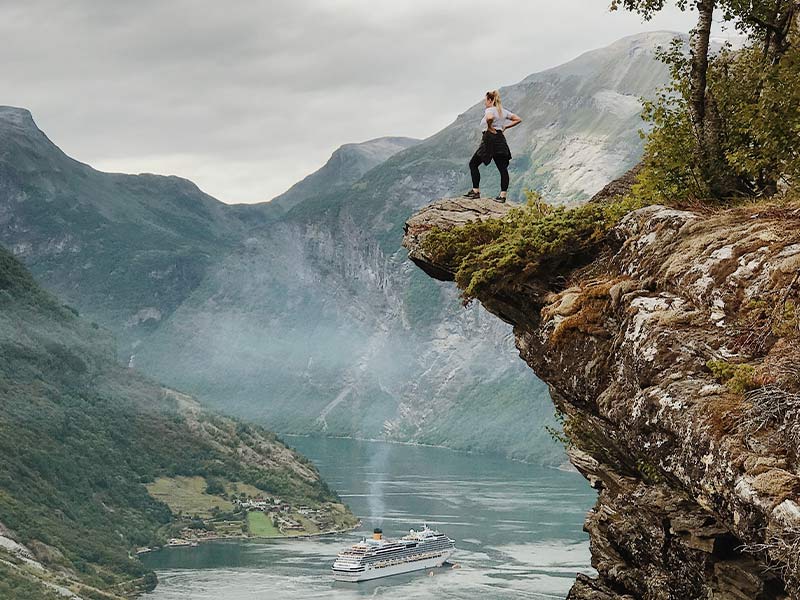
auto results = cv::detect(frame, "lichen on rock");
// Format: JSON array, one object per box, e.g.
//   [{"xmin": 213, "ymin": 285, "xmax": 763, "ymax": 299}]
[{"xmin": 403, "ymin": 197, "xmax": 800, "ymax": 599}]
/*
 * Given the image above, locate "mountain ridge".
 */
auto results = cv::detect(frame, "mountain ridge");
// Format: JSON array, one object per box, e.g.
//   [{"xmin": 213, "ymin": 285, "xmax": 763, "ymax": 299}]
[
  {"xmin": 270, "ymin": 136, "xmax": 421, "ymax": 213},
  {"xmin": 1, "ymin": 32, "xmax": 677, "ymax": 461}
]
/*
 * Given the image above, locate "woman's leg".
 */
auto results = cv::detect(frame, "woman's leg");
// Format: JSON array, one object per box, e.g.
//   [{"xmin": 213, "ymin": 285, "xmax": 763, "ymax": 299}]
[
  {"xmin": 495, "ymin": 158, "xmax": 510, "ymax": 194},
  {"xmin": 469, "ymin": 153, "xmax": 482, "ymax": 191}
]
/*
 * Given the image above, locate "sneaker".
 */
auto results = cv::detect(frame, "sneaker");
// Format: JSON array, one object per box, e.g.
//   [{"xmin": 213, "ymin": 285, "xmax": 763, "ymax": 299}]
[
  {"xmin": 493, "ymin": 195, "xmax": 507, "ymax": 203},
  {"xmin": 462, "ymin": 190, "xmax": 480, "ymax": 199}
]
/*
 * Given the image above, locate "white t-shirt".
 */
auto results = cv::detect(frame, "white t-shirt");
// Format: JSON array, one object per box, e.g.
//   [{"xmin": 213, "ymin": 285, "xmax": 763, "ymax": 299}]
[{"xmin": 480, "ymin": 106, "xmax": 517, "ymax": 132}]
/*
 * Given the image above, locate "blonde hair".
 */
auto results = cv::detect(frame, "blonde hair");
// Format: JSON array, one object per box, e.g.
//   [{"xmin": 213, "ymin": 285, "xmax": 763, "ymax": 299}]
[{"xmin": 486, "ymin": 90, "xmax": 503, "ymax": 121}]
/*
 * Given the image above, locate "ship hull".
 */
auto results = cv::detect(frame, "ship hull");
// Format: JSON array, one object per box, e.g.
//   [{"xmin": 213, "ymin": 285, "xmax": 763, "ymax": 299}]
[{"xmin": 332, "ymin": 549, "xmax": 454, "ymax": 582}]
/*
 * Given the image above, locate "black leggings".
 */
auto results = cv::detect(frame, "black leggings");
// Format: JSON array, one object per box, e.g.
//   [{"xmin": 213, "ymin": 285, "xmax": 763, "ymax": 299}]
[{"xmin": 469, "ymin": 153, "xmax": 510, "ymax": 191}]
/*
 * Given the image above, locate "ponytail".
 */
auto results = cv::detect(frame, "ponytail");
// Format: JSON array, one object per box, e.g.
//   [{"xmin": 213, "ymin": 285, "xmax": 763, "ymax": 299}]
[{"xmin": 486, "ymin": 90, "xmax": 504, "ymax": 125}]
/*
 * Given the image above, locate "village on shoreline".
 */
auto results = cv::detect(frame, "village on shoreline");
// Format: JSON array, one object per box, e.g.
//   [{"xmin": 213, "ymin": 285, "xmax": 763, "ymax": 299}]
[{"xmin": 136, "ymin": 476, "xmax": 360, "ymax": 554}]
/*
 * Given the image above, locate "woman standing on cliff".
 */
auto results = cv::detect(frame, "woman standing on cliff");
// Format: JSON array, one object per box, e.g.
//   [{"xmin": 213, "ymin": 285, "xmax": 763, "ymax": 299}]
[{"xmin": 463, "ymin": 90, "xmax": 522, "ymax": 203}]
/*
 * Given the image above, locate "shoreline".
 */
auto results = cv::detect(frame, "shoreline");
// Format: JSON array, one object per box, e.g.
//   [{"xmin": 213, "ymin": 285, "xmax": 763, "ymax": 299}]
[
  {"xmin": 139, "ymin": 521, "xmax": 362, "ymax": 555},
  {"xmin": 281, "ymin": 433, "xmax": 577, "ymax": 471}
]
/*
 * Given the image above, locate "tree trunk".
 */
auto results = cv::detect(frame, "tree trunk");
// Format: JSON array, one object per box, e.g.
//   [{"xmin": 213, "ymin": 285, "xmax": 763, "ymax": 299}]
[
  {"xmin": 689, "ymin": 0, "xmax": 715, "ymax": 144},
  {"xmin": 767, "ymin": 1, "xmax": 799, "ymax": 61},
  {"xmin": 689, "ymin": 0, "xmax": 720, "ymax": 196},
  {"xmin": 795, "ymin": 1, "xmax": 800, "ymax": 41}
]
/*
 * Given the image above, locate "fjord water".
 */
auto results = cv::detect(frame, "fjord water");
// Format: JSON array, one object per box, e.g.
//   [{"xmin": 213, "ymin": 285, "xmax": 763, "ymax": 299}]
[{"xmin": 142, "ymin": 437, "xmax": 596, "ymax": 599}]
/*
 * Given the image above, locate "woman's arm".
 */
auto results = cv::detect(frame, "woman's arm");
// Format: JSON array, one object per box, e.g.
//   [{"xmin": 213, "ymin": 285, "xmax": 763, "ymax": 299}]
[{"xmin": 504, "ymin": 114, "xmax": 522, "ymax": 130}]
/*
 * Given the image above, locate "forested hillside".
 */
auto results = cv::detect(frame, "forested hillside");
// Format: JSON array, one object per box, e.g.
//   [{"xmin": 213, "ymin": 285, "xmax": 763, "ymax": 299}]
[{"xmin": 0, "ymin": 246, "xmax": 351, "ymax": 599}]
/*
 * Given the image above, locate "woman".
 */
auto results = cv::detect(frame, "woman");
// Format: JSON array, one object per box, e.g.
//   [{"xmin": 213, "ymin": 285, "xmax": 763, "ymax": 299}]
[{"xmin": 463, "ymin": 90, "xmax": 522, "ymax": 203}]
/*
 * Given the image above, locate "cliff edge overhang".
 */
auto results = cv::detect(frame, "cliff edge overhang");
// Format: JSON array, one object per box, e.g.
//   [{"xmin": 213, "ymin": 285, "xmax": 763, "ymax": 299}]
[{"xmin": 404, "ymin": 198, "xmax": 800, "ymax": 599}]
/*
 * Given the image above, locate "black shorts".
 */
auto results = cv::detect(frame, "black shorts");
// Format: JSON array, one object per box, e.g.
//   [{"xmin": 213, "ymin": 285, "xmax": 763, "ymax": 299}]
[{"xmin": 474, "ymin": 130, "xmax": 511, "ymax": 166}]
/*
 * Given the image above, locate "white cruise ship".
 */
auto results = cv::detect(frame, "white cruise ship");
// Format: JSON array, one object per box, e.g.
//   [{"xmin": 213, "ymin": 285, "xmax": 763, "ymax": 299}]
[{"xmin": 332, "ymin": 525, "xmax": 455, "ymax": 582}]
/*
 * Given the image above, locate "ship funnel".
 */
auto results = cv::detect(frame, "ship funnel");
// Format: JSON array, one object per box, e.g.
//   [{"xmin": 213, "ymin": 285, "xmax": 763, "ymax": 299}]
[{"xmin": 373, "ymin": 528, "xmax": 383, "ymax": 541}]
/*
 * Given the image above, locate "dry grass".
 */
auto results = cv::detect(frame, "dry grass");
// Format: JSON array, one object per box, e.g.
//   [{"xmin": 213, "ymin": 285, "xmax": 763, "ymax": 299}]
[
  {"xmin": 740, "ymin": 526, "xmax": 800, "ymax": 586},
  {"xmin": 145, "ymin": 476, "xmax": 233, "ymax": 518},
  {"xmin": 705, "ymin": 394, "xmax": 748, "ymax": 437},
  {"xmin": 742, "ymin": 386, "xmax": 800, "ymax": 433},
  {"xmin": 544, "ymin": 279, "xmax": 616, "ymax": 345}
]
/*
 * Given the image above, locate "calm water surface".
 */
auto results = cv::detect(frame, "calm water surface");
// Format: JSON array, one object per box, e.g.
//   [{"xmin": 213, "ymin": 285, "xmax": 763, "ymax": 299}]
[{"xmin": 142, "ymin": 437, "xmax": 596, "ymax": 599}]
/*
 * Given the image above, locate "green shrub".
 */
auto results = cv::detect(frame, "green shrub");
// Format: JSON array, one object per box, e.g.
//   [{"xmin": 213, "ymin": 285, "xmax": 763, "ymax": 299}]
[
  {"xmin": 707, "ymin": 359, "xmax": 758, "ymax": 394},
  {"xmin": 421, "ymin": 191, "xmax": 644, "ymax": 303},
  {"xmin": 545, "ymin": 409, "xmax": 570, "ymax": 448},
  {"xmin": 636, "ymin": 459, "xmax": 664, "ymax": 484}
]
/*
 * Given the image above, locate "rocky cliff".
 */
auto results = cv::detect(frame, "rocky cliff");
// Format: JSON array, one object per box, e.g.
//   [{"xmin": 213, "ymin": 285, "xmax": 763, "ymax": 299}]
[{"xmin": 404, "ymin": 198, "xmax": 800, "ymax": 598}]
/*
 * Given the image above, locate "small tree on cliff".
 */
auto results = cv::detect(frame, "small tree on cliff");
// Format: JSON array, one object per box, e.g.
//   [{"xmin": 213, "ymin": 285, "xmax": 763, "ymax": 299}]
[
  {"xmin": 610, "ymin": 0, "xmax": 800, "ymax": 200},
  {"xmin": 611, "ymin": 0, "xmax": 727, "ymax": 195}
]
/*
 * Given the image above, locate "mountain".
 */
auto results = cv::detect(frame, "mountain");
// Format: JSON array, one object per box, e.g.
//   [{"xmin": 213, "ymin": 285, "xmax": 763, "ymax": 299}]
[
  {"xmin": 0, "ymin": 32, "xmax": 677, "ymax": 462},
  {"xmin": 0, "ymin": 246, "xmax": 353, "ymax": 599},
  {"xmin": 130, "ymin": 32, "xmax": 676, "ymax": 460},
  {"xmin": 403, "ymin": 198, "xmax": 800, "ymax": 597},
  {"xmin": 0, "ymin": 104, "xmax": 277, "ymax": 354},
  {"xmin": 270, "ymin": 136, "xmax": 420, "ymax": 213}
]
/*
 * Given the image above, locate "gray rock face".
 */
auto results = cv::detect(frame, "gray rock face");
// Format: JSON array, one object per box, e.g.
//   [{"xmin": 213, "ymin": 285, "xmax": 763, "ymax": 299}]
[{"xmin": 404, "ymin": 199, "xmax": 800, "ymax": 598}]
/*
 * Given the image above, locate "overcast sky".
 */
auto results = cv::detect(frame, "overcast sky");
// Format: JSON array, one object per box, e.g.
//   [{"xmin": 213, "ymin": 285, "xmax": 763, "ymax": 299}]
[{"xmin": 1, "ymin": 1, "xmax": 720, "ymax": 204}]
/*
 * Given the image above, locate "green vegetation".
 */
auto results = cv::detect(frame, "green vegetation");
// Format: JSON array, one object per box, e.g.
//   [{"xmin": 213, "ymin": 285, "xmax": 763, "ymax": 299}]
[
  {"xmin": 0, "ymin": 246, "xmax": 347, "ymax": 595},
  {"xmin": 0, "ymin": 243, "xmax": 64, "ymax": 315},
  {"xmin": 224, "ymin": 481, "xmax": 266, "ymax": 498},
  {"xmin": 324, "ymin": 503, "xmax": 357, "ymax": 531},
  {"xmin": 545, "ymin": 410, "xmax": 571, "ymax": 448},
  {"xmin": 614, "ymin": 1, "xmax": 799, "ymax": 202},
  {"xmin": 421, "ymin": 191, "xmax": 644, "ymax": 304},
  {"xmin": 707, "ymin": 359, "xmax": 759, "ymax": 394},
  {"xmin": 636, "ymin": 459, "xmax": 665, "ymax": 484},
  {"xmin": 0, "ymin": 558, "xmax": 65, "ymax": 600},
  {"xmin": 612, "ymin": 2, "xmax": 800, "ymax": 203},
  {"xmin": 246, "ymin": 512, "xmax": 279, "ymax": 537},
  {"xmin": 635, "ymin": 41, "xmax": 800, "ymax": 203}
]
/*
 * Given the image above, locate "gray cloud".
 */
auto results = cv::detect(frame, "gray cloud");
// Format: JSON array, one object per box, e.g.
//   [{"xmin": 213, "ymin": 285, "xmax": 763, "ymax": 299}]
[{"xmin": 0, "ymin": 0, "xmax": 709, "ymax": 202}]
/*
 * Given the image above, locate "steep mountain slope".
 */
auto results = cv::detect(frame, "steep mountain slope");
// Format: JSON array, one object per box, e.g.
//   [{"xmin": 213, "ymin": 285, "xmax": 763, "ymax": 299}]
[
  {"xmin": 270, "ymin": 136, "xmax": 420, "ymax": 213},
  {"xmin": 404, "ymin": 198, "xmax": 800, "ymax": 598},
  {"xmin": 0, "ymin": 33, "xmax": 677, "ymax": 462},
  {"xmin": 0, "ymin": 246, "xmax": 351, "ymax": 599},
  {"xmin": 0, "ymin": 105, "xmax": 277, "ymax": 353},
  {"xmin": 132, "ymin": 32, "xmax": 675, "ymax": 460}
]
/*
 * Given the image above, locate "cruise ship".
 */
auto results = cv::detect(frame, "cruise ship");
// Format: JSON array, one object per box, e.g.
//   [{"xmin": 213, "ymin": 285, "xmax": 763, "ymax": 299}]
[{"xmin": 332, "ymin": 525, "xmax": 455, "ymax": 582}]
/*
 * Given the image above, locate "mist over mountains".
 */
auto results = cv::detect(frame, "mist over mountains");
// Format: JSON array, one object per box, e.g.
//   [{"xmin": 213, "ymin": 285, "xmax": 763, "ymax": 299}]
[{"xmin": 0, "ymin": 32, "xmax": 676, "ymax": 462}]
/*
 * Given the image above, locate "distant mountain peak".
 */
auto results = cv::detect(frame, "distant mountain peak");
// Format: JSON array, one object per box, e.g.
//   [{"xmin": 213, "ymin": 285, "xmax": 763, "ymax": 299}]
[
  {"xmin": 0, "ymin": 105, "xmax": 36, "ymax": 129},
  {"xmin": 613, "ymin": 29, "xmax": 686, "ymax": 43},
  {"xmin": 339, "ymin": 135, "xmax": 420, "ymax": 150},
  {"xmin": 269, "ymin": 135, "xmax": 421, "ymax": 212}
]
